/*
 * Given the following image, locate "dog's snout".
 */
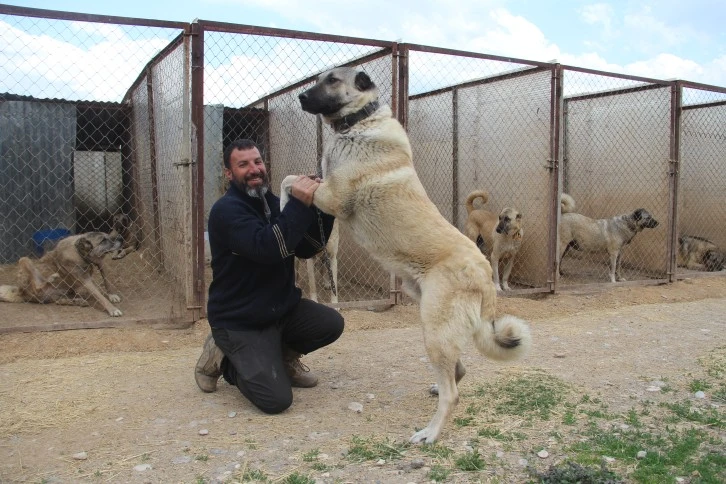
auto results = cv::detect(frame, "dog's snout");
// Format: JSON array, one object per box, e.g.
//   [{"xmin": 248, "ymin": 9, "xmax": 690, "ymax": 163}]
[{"xmin": 298, "ymin": 92, "xmax": 308, "ymax": 101}]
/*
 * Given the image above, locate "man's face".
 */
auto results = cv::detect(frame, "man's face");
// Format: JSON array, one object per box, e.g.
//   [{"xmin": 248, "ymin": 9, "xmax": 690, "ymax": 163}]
[{"xmin": 225, "ymin": 147, "xmax": 269, "ymax": 196}]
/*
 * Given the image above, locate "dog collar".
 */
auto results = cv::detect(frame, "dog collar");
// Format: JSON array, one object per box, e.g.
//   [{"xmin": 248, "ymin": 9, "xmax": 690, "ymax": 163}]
[{"xmin": 332, "ymin": 100, "xmax": 380, "ymax": 133}]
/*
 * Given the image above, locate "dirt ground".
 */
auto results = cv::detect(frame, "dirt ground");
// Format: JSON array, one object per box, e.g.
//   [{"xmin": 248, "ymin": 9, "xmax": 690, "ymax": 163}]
[{"xmin": 1, "ymin": 276, "xmax": 725, "ymax": 483}]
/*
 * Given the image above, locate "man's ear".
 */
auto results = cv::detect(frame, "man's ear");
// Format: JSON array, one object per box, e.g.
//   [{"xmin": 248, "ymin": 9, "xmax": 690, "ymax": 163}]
[
  {"xmin": 224, "ymin": 167, "xmax": 233, "ymax": 181},
  {"xmin": 354, "ymin": 71, "xmax": 375, "ymax": 91}
]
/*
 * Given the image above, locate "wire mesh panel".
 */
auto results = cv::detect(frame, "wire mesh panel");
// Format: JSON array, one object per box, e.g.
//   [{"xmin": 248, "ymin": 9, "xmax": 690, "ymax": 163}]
[
  {"xmin": 677, "ymin": 85, "xmax": 726, "ymax": 276},
  {"xmin": 201, "ymin": 24, "xmax": 396, "ymax": 307},
  {"xmin": 407, "ymin": 48, "xmax": 555, "ymax": 293},
  {"xmin": 561, "ymin": 69, "xmax": 672, "ymax": 286},
  {"xmin": 0, "ymin": 7, "xmax": 193, "ymax": 331}
]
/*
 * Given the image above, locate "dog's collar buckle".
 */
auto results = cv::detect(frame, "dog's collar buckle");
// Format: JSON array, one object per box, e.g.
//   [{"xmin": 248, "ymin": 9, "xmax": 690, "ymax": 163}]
[{"xmin": 332, "ymin": 100, "xmax": 380, "ymax": 133}]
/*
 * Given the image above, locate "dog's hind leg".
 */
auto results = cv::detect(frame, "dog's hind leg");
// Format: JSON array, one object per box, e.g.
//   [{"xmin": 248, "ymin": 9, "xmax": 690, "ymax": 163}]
[
  {"xmin": 609, "ymin": 251, "xmax": 624, "ymax": 282},
  {"xmin": 306, "ymin": 258, "xmax": 319, "ymax": 302}
]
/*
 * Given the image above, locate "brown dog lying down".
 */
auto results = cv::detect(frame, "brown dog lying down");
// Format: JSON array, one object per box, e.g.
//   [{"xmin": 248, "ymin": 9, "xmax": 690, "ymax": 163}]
[
  {"xmin": 0, "ymin": 232, "xmax": 124, "ymax": 316},
  {"xmin": 678, "ymin": 235, "xmax": 726, "ymax": 272}
]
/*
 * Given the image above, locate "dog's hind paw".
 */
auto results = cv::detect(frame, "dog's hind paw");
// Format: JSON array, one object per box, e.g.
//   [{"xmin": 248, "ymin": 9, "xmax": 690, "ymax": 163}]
[
  {"xmin": 108, "ymin": 307, "xmax": 123, "ymax": 317},
  {"xmin": 410, "ymin": 427, "xmax": 439, "ymax": 444},
  {"xmin": 109, "ymin": 294, "xmax": 121, "ymax": 303}
]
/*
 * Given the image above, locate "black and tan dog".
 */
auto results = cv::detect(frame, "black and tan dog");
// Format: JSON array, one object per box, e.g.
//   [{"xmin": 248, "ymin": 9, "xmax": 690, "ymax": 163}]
[
  {"xmin": 0, "ymin": 232, "xmax": 124, "ymax": 316},
  {"xmin": 464, "ymin": 190, "xmax": 523, "ymax": 291},
  {"xmin": 678, "ymin": 235, "xmax": 726, "ymax": 272},
  {"xmin": 559, "ymin": 193, "xmax": 659, "ymax": 283},
  {"xmin": 109, "ymin": 212, "xmax": 141, "ymax": 260}
]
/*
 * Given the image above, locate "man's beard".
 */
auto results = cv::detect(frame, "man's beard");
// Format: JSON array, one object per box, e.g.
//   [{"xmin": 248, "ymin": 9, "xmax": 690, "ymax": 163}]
[{"xmin": 232, "ymin": 173, "xmax": 270, "ymax": 198}]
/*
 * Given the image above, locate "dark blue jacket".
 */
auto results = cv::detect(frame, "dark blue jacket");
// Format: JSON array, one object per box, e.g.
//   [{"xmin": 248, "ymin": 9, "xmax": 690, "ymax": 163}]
[{"xmin": 206, "ymin": 183, "xmax": 335, "ymax": 329}]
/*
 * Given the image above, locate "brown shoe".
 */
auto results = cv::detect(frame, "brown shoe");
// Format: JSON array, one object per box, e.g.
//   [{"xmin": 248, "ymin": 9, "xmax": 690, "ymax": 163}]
[
  {"xmin": 283, "ymin": 348, "xmax": 319, "ymax": 388},
  {"xmin": 195, "ymin": 333, "xmax": 224, "ymax": 393}
]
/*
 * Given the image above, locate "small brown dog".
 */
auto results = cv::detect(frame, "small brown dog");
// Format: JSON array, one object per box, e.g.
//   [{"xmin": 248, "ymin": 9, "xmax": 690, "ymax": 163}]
[
  {"xmin": 464, "ymin": 190, "xmax": 524, "ymax": 291},
  {"xmin": 109, "ymin": 212, "xmax": 141, "ymax": 260},
  {"xmin": 0, "ymin": 232, "xmax": 124, "ymax": 316}
]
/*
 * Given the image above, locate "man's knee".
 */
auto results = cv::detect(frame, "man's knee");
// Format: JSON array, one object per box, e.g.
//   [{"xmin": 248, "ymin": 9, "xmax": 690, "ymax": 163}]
[{"xmin": 252, "ymin": 390, "xmax": 293, "ymax": 415}]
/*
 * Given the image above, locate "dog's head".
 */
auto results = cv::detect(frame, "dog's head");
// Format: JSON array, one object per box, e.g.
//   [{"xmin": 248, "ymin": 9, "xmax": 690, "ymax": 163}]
[
  {"xmin": 112, "ymin": 213, "xmax": 131, "ymax": 233},
  {"xmin": 495, "ymin": 208, "xmax": 523, "ymax": 238},
  {"xmin": 703, "ymin": 249, "xmax": 726, "ymax": 272},
  {"xmin": 299, "ymin": 67, "xmax": 378, "ymax": 119},
  {"xmin": 75, "ymin": 232, "xmax": 124, "ymax": 263},
  {"xmin": 632, "ymin": 209, "xmax": 659, "ymax": 230}
]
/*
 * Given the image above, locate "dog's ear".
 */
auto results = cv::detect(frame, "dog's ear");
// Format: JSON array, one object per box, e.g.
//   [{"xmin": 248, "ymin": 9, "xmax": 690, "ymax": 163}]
[
  {"xmin": 75, "ymin": 238, "xmax": 94, "ymax": 259},
  {"xmin": 354, "ymin": 71, "xmax": 375, "ymax": 91},
  {"xmin": 633, "ymin": 209, "xmax": 646, "ymax": 220}
]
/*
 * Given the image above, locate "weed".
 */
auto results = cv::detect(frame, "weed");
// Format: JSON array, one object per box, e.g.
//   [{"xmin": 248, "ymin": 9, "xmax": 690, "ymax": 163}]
[
  {"xmin": 282, "ymin": 472, "xmax": 315, "ymax": 484},
  {"xmin": 454, "ymin": 416, "xmax": 473, "ymax": 427},
  {"xmin": 240, "ymin": 468, "xmax": 268, "ymax": 482},
  {"xmin": 689, "ymin": 379, "xmax": 712, "ymax": 392},
  {"xmin": 194, "ymin": 454, "xmax": 208, "ymax": 462},
  {"xmin": 428, "ymin": 464, "xmax": 451, "ymax": 482},
  {"xmin": 311, "ymin": 462, "xmax": 329, "ymax": 472},
  {"xmin": 302, "ymin": 449, "xmax": 320, "ymax": 462},
  {"xmin": 455, "ymin": 449, "xmax": 485, "ymax": 471},
  {"xmin": 346, "ymin": 435, "xmax": 407, "ymax": 462},
  {"xmin": 420, "ymin": 443, "xmax": 454, "ymax": 459}
]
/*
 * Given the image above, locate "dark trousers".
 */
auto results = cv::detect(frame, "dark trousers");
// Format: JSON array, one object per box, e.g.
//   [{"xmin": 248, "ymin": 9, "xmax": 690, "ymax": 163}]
[{"xmin": 211, "ymin": 298, "xmax": 344, "ymax": 414}]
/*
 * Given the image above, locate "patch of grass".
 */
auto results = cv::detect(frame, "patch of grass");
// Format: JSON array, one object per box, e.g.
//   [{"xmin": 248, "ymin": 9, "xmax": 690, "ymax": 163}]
[
  {"xmin": 478, "ymin": 427, "xmax": 517, "ymax": 442},
  {"xmin": 282, "ymin": 472, "xmax": 315, "ymax": 484},
  {"xmin": 625, "ymin": 408, "xmax": 642, "ymax": 427},
  {"xmin": 530, "ymin": 460, "xmax": 624, "ymax": 483},
  {"xmin": 562, "ymin": 409, "xmax": 576, "ymax": 425},
  {"xmin": 454, "ymin": 449, "xmax": 486, "ymax": 471},
  {"xmin": 689, "ymin": 379, "xmax": 712, "ymax": 392},
  {"xmin": 311, "ymin": 462, "xmax": 329, "ymax": 472},
  {"xmin": 428, "ymin": 464, "xmax": 451, "ymax": 482},
  {"xmin": 420, "ymin": 443, "xmax": 454, "ymax": 459},
  {"xmin": 474, "ymin": 372, "xmax": 569, "ymax": 420},
  {"xmin": 661, "ymin": 401, "xmax": 724, "ymax": 429},
  {"xmin": 194, "ymin": 454, "xmax": 208, "ymax": 462},
  {"xmin": 454, "ymin": 416, "xmax": 473, "ymax": 427},
  {"xmin": 302, "ymin": 449, "xmax": 319, "ymax": 462},
  {"xmin": 240, "ymin": 468, "xmax": 268, "ymax": 482},
  {"xmin": 566, "ymin": 420, "xmax": 726, "ymax": 483},
  {"xmin": 346, "ymin": 435, "xmax": 407, "ymax": 462}
]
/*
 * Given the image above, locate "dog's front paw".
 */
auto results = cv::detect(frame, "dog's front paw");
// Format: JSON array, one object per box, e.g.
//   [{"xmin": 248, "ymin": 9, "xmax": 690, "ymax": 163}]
[
  {"xmin": 501, "ymin": 283, "xmax": 511, "ymax": 291},
  {"xmin": 279, "ymin": 175, "xmax": 299, "ymax": 210},
  {"xmin": 109, "ymin": 294, "xmax": 121, "ymax": 303},
  {"xmin": 108, "ymin": 307, "xmax": 123, "ymax": 317},
  {"xmin": 616, "ymin": 276, "xmax": 627, "ymax": 282}
]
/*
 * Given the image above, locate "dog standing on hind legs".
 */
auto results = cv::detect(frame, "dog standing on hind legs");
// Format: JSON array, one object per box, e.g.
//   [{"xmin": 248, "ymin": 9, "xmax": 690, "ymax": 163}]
[
  {"xmin": 464, "ymin": 190, "xmax": 523, "ymax": 291},
  {"xmin": 281, "ymin": 66, "xmax": 531, "ymax": 443}
]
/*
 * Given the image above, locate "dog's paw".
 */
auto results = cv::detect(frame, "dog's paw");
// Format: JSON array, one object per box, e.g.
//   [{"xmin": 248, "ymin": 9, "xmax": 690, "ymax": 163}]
[
  {"xmin": 279, "ymin": 175, "xmax": 299, "ymax": 211},
  {"xmin": 109, "ymin": 294, "xmax": 121, "ymax": 303},
  {"xmin": 616, "ymin": 276, "xmax": 627, "ymax": 282},
  {"xmin": 501, "ymin": 283, "xmax": 511, "ymax": 291},
  {"xmin": 429, "ymin": 383, "xmax": 439, "ymax": 395},
  {"xmin": 410, "ymin": 427, "xmax": 438, "ymax": 444},
  {"xmin": 108, "ymin": 307, "xmax": 123, "ymax": 317}
]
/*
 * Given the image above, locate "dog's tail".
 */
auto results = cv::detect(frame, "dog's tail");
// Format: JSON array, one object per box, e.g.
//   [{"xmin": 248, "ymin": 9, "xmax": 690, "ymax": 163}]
[
  {"xmin": 465, "ymin": 190, "xmax": 489, "ymax": 214},
  {"xmin": 473, "ymin": 314, "xmax": 531, "ymax": 362},
  {"xmin": 560, "ymin": 193, "xmax": 576, "ymax": 214},
  {"xmin": 0, "ymin": 285, "xmax": 24, "ymax": 303}
]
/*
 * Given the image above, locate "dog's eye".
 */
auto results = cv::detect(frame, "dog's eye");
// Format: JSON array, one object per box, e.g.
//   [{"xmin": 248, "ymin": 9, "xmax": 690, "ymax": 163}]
[{"xmin": 327, "ymin": 76, "xmax": 339, "ymax": 84}]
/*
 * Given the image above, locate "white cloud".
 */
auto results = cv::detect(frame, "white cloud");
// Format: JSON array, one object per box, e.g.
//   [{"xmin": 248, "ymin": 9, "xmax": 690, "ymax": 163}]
[{"xmin": 580, "ymin": 3, "xmax": 614, "ymax": 30}]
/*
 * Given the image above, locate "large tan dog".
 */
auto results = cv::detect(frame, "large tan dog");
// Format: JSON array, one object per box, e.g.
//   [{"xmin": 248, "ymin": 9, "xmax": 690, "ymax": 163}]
[
  {"xmin": 559, "ymin": 193, "xmax": 659, "ymax": 282},
  {"xmin": 464, "ymin": 190, "xmax": 523, "ymax": 291},
  {"xmin": 0, "ymin": 232, "xmax": 124, "ymax": 316},
  {"xmin": 677, "ymin": 235, "xmax": 726, "ymax": 272},
  {"xmin": 281, "ymin": 67, "xmax": 531, "ymax": 444}
]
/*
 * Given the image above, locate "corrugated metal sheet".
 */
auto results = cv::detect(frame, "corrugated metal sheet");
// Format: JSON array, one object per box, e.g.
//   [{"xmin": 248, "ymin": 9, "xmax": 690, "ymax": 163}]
[{"xmin": 0, "ymin": 100, "xmax": 76, "ymax": 263}]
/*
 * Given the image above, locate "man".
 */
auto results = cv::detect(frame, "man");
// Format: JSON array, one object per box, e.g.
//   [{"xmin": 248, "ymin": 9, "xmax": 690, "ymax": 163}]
[{"xmin": 196, "ymin": 138, "xmax": 344, "ymax": 414}]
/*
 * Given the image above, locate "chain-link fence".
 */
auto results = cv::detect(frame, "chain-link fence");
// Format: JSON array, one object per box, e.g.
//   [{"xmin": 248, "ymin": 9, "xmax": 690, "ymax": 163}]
[
  {"xmin": 2, "ymin": 5, "xmax": 726, "ymax": 331},
  {"xmin": 0, "ymin": 7, "xmax": 197, "ymax": 331}
]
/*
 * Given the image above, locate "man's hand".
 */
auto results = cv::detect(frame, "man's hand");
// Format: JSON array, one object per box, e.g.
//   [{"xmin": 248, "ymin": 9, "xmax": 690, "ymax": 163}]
[{"xmin": 290, "ymin": 175, "xmax": 320, "ymax": 207}]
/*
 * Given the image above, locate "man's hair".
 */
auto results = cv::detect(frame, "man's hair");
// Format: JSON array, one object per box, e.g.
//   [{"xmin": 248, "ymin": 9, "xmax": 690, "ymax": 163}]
[{"xmin": 223, "ymin": 139, "xmax": 261, "ymax": 168}]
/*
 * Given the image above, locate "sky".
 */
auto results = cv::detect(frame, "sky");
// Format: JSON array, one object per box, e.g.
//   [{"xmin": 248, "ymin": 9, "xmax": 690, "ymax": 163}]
[{"xmin": 2, "ymin": 0, "xmax": 725, "ymax": 103}]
